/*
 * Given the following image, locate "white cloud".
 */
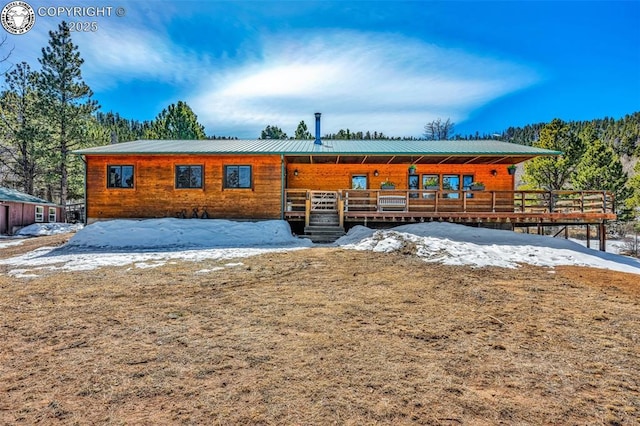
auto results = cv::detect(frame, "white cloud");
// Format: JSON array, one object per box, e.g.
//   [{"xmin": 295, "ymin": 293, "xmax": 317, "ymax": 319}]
[
  {"xmin": 76, "ymin": 22, "xmax": 209, "ymax": 90},
  {"xmin": 189, "ymin": 30, "xmax": 541, "ymax": 138},
  {"xmin": 7, "ymin": 1, "xmax": 201, "ymax": 90},
  {"xmin": 9, "ymin": 12, "xmax": 539, "ymax": 138}
]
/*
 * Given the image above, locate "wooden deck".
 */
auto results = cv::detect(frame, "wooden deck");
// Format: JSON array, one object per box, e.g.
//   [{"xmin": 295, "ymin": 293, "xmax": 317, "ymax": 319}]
[
  {"xmin": 285, "ymin": 189, "xmax": 616, "ymax": 249},
  {"xmin": 285, "ymin": 189, "xmax": 615, "ymax": 222}
]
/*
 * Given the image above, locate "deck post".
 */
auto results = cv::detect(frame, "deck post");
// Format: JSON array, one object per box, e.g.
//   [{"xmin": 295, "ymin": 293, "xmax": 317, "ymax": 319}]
[
  {"xmin": 586, "ymin": 224, "xmax": 591, "ymax": 248},
  {"xmin": 599, "ymin": 222, "xmax": 606, "ymax": 252},
  {"xmin": 338, "ymin": 194, "xmax": 344, "ymax": 228},
  {"xmin": 305, "ymin": 192, "xmax": 311, "ymax": 228},
  {"xmin": 280, "ymin": 155, "xmax": 286, "ymax": 219}
]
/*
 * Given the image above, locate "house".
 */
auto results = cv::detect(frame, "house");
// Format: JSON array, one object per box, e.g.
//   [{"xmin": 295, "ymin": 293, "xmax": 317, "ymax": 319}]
[
  {"xmin": 73, "ymin": 114, "xmax": 616, "ymax": 248},
  {"xmin": 0, "ymin": 187, "xmax": 65, "ymax": 235}
]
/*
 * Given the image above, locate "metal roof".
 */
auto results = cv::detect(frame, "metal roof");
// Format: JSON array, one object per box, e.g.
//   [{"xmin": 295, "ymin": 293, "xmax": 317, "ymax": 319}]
[
  {"xmin": 73, "ymin": 139, "xmax": 561, "ymax": 157},
  {"xmin": 0, "ymin": 187, "xmax": 58, "ymax": 205}
]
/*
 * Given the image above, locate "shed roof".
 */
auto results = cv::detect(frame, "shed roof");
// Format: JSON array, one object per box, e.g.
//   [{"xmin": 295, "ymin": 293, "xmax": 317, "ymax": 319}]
[
  {"xmin": 73, "ymin": 139, "xmax": 561, "ymax": 165},
  {"xmin": 0, "ymin": 187, "xmax": 58, "ymax": 205}
]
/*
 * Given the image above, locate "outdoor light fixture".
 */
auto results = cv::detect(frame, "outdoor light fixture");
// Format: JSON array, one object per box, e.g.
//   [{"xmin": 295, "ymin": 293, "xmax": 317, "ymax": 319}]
[
  {"xmin": 491, "ymin": 169, "xmax": 498, "ymax": 176},
  {"xmin": 374, "ymin": 170, "xmax": 379, "ymax": 177},
  {"xmin": 294, "ymin": 169, "xmax": 299, "ymax": 176}
]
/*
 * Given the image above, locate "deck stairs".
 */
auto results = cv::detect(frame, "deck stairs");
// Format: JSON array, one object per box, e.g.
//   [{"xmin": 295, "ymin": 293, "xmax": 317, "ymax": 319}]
[{"xmin": 303, "ymin": 212, "xmax": 345, "ymax": 243}]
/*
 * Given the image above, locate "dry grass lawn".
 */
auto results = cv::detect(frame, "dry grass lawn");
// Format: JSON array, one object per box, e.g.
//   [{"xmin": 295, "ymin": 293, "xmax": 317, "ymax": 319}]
[{"xmin": 0, "ymin": 235, "xmax": 639, "ymax": 425}]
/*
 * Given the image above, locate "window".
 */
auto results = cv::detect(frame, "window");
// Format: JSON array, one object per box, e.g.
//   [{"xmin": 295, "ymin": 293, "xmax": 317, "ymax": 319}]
[
  {"xmin": 108, "ymin": 165, "xmax": 134, "ymax": 188},
  {"xmin": 408, "ymin": 175, "xmax": 419, "ymax": 198},
  {"xmin": 176, "ymin": 165, "xmax": 203, "ymax": 189},
  {"xmin": 462, "ymin": 175, "xmax": 474, "ymax": 198},
  {"xmin": 420, "ymin": 173, "xmax": 477, "ymax": 198},
  {"xmin": 462, "ymin": 175, "xmax": 474, "ymax": 190},
  {"xmin": 408, "ymin": 175, "xmax": 419, "ymax": 190},
  {"xmin": 48, "ymin": 207, "xmax": 56, "ymax": 222},
  {"xmin": 422, "ymin": 174, "xmax": 440, "ymax": 189},
  {"xmin": 443, "ymin": 174, "xmax": 460, "ymax": 198},
  {"xmin": 35, "ymin": 206, "xmax": 44, "ymax": 222},
  {"xmin": 351, "ymin": 175, "xmax": 367, "ymax": 190},
  {"xmin": 224, "ymin": 165, "xmax": 252, "ymax": 189}
]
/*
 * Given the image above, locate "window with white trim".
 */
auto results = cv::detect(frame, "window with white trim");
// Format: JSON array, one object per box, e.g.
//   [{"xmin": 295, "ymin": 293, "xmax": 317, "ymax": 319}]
[
  {"xmin": 35, "ymin": 206, "xmax": 44, "ymax": 222},
  {"xmin": 48, "ymin": 207, "xmax": 56, "ymax": 222}
]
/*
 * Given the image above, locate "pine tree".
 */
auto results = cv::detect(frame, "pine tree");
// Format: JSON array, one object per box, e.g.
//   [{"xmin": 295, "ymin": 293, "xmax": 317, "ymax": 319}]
[
  {"xmin": 94, "ymin": 111, "xmax": 149, "ymax": 143},
  {"xmin": 572, "ymin": 124, "xmax": 628, "ymax": 202},
  {"xmin": 524, "ymin": 119, "xmax": 584, "ymax": 190},
  {"xmin": 294, "ymin": 120, "xmax": 312, "ymax": 139},
  {"xmin": 626, "ymin": 161, "xmax": 640, "ymax": 219},
  {"xmin": 259, "ymin": 125, "xmax": 287, "ymax": 139},
  {"xmin": 0, "ymin": 62, "xmax": 46, "ymax": 195},
  {"xmin": 335, "ymin": 129, "xmax": 348, "ymax": 139},
  {"xmin": 144, "ymin": 101, "xmax": 206, "ymax": 139},
  {"xmin": 36, "ymin": 21, "xmax": 98, "ymax": 205}
]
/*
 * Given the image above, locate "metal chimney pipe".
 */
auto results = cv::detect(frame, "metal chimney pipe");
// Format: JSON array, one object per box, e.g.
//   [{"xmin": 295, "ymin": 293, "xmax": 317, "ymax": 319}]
[{"xmin": 314, "ymin": 112, "xmax": 322, "ymax": 145}]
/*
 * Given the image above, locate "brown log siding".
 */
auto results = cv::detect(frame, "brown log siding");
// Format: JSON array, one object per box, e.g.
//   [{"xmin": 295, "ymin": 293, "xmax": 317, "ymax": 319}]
[
  {"xmin": 86, "ymin": 155, "xmax": 283, "ymax": 221},
  {"xmin": 285, "ymin": 163, "xmax": 515, "ymax": 191},
  {"xmin": 86, "ymin": 155, "xmax": 518, "ymax": 221}
]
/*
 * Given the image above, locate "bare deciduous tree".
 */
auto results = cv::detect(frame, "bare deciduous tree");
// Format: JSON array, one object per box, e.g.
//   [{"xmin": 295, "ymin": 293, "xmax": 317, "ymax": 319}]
[{"xmin": 423, "ymin": 118, "xmax": 455, "ymax": 140}]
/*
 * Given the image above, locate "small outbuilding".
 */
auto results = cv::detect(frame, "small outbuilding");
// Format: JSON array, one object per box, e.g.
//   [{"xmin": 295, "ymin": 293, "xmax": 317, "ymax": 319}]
[{"xmin": 0, "ymin": 187, "xmax": 64, "ymax": 235}]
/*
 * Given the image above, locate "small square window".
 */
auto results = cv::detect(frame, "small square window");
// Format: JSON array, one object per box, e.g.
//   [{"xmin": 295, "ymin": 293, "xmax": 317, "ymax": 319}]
[
  {"xmin": 108, "ymin": 165, "xmax": 134, "ymax": 188},
  {"xmin": 224, "ymin": 165, "xmax": 252, "ymax": 189},
  {"xmin": 176, "ymin": 165, "xmax": 203, "ymax": 189},
  {"xmin": 351, "ymin": 175, "xmax": 367, "ymax": 190}
]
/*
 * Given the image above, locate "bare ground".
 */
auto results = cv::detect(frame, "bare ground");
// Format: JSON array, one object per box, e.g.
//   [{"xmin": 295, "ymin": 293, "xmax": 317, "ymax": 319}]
[{"xmin": 0, "ymin": 235, "xmax": 638, "ymax": 425}]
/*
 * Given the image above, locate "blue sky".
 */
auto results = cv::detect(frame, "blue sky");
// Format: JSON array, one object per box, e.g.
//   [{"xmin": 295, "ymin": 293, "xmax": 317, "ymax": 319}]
[{"xmin": 6, "ymin": 0, "xmax": 640, "ymax": 138}]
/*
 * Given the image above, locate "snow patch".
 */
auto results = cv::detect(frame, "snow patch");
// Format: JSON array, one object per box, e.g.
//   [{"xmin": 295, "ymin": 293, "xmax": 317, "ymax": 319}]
[
  {"xmin": 337, "ymin": 223, "xmax": 640, "ymax": 275},
  {"xmin": 2, "ymin": 219, "xmax": 639, "ymax": 278},
  {"xmin": 17, "ymin": 223, "xmax": 83, "ymax": 237}
]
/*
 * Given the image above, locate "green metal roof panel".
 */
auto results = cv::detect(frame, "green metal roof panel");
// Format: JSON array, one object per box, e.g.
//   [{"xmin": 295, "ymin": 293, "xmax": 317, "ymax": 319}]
[
  {"xmin": 0, "ymin": 187, "xmax": 57, "ymax": 205},
  {"xmin": 73, "ymin": 139, "xmax": 561, "ymax": 156}
]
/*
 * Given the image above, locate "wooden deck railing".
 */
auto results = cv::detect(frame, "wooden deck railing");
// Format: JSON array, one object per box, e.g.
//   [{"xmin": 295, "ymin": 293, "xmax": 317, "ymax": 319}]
[
  {"xmin": 284, "ymin": 189, "xmax": 615, "ymax": 216},
  {"xmin": 65, "ymin": 202, "xmax": 85, "ymax": 223}
]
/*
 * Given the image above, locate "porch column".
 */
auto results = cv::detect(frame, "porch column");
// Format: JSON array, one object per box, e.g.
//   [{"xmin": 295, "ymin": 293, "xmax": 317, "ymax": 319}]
[{"xmin": 280, "ymin": 155, "xmax": 286, "ymax": 220}]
